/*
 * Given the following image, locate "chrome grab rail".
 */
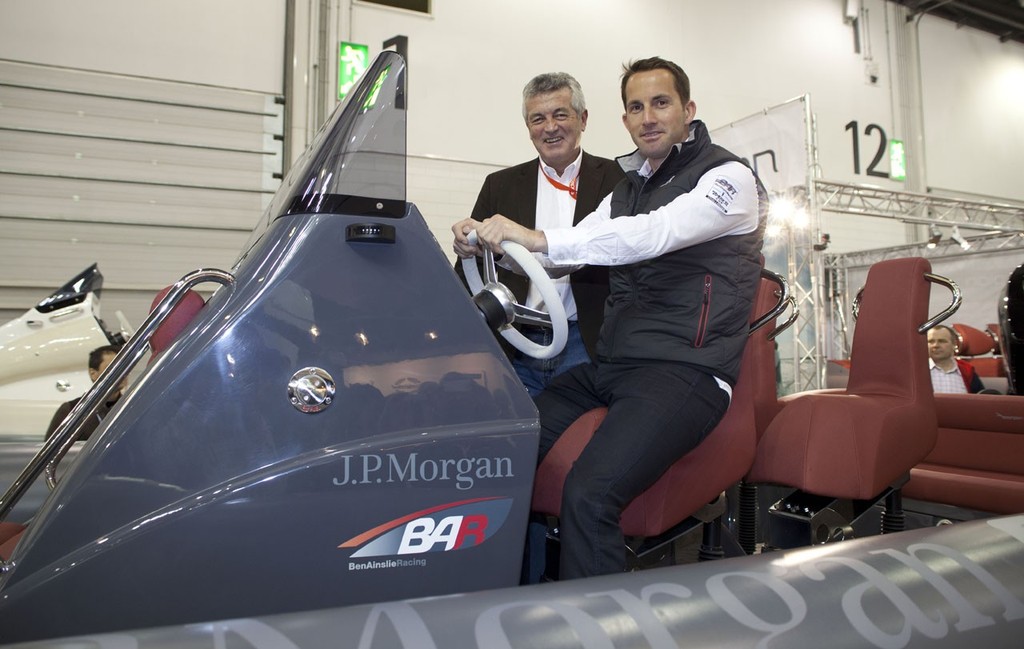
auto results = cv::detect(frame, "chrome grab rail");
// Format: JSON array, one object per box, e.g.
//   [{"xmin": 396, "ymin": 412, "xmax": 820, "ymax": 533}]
[
  {"xmin": 0, "ymin": 269, "xmax": 235, "ymax": 539},
  {"xmin": 752, "ymin": 268, "xmax": 799, "ymax": 341},
  {"xmin": 851, "ymin": 271, "xmax": 961, "ymax": 334},
  {"xmin": 919, "ymin": 272, "xmax": 962, "ymax": 333}
]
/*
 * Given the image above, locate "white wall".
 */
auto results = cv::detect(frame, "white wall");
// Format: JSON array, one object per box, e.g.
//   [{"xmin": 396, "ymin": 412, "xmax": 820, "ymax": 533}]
[
  {"xmin": 348, "ymin": 0, "xmax": 884, "ymax": 172},
  {"xmin": 335, "ymin": 0, "xmax": 1021, "ymax": 257},
  {"xmin": 919, "ymin": 18, "xmax": 1024, "ymax": 199},
  {"xmin": 2, "ymin": 0, "xmax": 1020, "ymax": 199},
  {"xmin": 2, "ymin": 0, "xmax": 1020, "ymax": 214},
  {"xmin": 0, "ymin": 0, "xmax": 285, "ymax": 93}
]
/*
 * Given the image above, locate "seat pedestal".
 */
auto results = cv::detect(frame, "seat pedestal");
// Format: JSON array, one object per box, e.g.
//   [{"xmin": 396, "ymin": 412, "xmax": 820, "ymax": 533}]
[{"xmin": 765, "ymin": 485, "xmax": 906, "ymax": 550}]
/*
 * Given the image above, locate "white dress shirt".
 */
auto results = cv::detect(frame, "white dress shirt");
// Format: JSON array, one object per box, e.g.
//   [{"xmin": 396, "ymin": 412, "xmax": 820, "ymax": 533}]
[
  {"xmin": 526, "ymin": 150, "xmax": 584, "ymax": 320},
  {"xmin": 544, "ymin": 159, "xmax": 759, "ymax": 267},
  {"xmin": 929, "ymin": 358, "xmax": 968, "ymax": 394}
]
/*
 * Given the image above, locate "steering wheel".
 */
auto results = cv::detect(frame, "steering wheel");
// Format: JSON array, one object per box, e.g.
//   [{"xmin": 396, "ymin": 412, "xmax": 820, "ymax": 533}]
[{"xmin": 461, "ymin": 231, "xmax": 568, "ymax": 360}]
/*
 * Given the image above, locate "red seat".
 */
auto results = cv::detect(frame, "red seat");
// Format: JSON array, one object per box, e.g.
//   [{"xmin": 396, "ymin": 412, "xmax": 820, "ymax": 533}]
[
  {"xmin": 969, "ymin": 358, "xmax": 1006, "ymax": 379},
  {"xmin": 952, "ymin": 323, "xmax": 1005, "ymax": 378},
  {"xmin": 148, "ymin": 286, "xmax": 207, "ymax": 359},
  {"xmin": 532, "ymin": 272, "xmax": 785, "ymax": 540},
  {"xmin": 747, "ymin": 258, "xmax": 938, "ymax": 511},
  {"xmin": 905, "ymin": 393, "xmax": 1024, "ymax": 514},
  {"xmin": 953, "ymin": 323, "xmax": 996, "ymax": 356},
  {"xmin": 0, "ymin": 522, "xmax": 26, "ymax": 562}
]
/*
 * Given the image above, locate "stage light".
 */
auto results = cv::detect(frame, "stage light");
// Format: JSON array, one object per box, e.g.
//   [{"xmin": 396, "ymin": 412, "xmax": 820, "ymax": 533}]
[
  {"xmin": 767, "ymin": 194, "xmax": 808, "ymax": 231},
  {"xmin": 951, "ymin": 225, "xmax": 972, "ymax": 251},
  {"xmin": 790, "ymin": 207, "xmax": 810, "ymax": 229},
  {"xmin": 769, "ymin": 197, "xmax": 795, "ymax": 222},
  {"xmin": 926, "ymin": 225, "xmax": 942, "ymax": 249}
]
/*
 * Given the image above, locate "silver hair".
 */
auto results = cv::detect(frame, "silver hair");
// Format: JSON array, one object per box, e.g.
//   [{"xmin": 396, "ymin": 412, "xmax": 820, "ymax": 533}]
[{"xmin": 521, "ymin": 72, "xmax": 586, "ymax": 121}]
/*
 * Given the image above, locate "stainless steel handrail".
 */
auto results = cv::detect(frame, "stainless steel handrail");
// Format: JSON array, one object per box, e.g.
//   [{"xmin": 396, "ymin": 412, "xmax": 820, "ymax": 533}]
[
  {"xmin": 0, "ymin": 269, "xmax": 234, "ymax": 539},
  {"xmin": 851, "ymin": 270, "xmax": 961, "ymax": 334},
  {"xmin": 920, "ymin": 272, "xmax": 963, "ymax": 333},
  {"xmin": 752, "ymin": 268, "xmax": 799, "ymax": 341}
]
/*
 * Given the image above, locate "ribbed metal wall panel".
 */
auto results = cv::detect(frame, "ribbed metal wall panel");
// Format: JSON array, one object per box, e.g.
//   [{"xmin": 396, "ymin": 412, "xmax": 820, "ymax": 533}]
[{"xmin": 0, "ymin": 59, "xmax": 282, "ymax": 329}]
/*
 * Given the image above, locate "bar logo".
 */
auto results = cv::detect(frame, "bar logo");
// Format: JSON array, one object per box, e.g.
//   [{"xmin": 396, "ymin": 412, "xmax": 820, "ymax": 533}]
[{"xmin": 340, "ymin": 497, "xmax": 513, "ymax": 558}]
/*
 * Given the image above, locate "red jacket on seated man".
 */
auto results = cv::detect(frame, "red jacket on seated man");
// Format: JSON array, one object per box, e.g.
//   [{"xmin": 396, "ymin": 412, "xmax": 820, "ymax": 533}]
[{"xmin": 953, "ymin": 358, "xmax": 984, "ymax": 393}]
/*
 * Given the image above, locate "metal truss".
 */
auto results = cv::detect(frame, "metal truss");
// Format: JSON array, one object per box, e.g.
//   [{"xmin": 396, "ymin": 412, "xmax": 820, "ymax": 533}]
[
  {"xmin": 814, "ymin": 180, "xmax": 1024, "ymax": 233},
  {"xmin": 827, "ymin": 229, "xmax": 1024, "ymax": 270},
  {"xmin": 769, "ymin": 183, "xmax": 827, "ymax": 395},
  {"xmin": 780, "ymin": 222, "xmax": 827, "ymax": 394}
]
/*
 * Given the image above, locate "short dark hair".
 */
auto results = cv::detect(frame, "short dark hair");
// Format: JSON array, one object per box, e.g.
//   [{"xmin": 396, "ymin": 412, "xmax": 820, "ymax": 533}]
[
  {"xmin": 522, "ymin": 72, "xmax": 586, "ymax": 121},
  {"xmin": 88, "ymin": 344, "xmax": 122, "ymax": 372},
  {"xmin": 928, "ymin": 325, "xmax": 960, "ymax": 347},
  {"xmin": 620, "ymin": 56, "xmax": 690, "ymax": 108}
]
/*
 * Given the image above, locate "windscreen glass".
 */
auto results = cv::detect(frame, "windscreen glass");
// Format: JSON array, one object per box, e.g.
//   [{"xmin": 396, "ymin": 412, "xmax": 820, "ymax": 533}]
[
  {"xmin": 36, "ymin": 264, "xmax": 103, "ymax": 313},
  {"xmin": 241, "ymin": 52, "xmax": 407, "ymax": 258}
]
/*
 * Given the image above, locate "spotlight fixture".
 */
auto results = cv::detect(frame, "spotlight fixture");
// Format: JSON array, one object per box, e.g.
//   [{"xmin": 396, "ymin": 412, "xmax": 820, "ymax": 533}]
[
  {"xmin": 951, "ymin": 225, "xmax": 972, "ymax": 251},
  {"xmin": 926, "ymin": 225, "xmax": 942, "ymax": 249},
  {"xmin": 769, "ymin": 197, "xmax": 795, "ymax": 222},
  {"xmin": 813, "ymin": 233, "xmax": 831, "ymax": 251}
]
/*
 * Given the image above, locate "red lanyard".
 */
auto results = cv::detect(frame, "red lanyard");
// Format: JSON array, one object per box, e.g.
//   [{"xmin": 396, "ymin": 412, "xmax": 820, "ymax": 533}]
[{"xmin": 540, "ymin": 162, "xmax": 579, "ymax": 200}]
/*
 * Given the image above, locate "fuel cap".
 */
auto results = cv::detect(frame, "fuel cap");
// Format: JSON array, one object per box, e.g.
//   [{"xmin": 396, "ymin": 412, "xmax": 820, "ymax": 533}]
[{"xmin": 287, "ymin": 367, "xmax": 336, "ymax": 413}]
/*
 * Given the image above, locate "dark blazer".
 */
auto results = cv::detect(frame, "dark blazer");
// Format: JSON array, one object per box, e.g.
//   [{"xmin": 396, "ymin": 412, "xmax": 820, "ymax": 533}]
[
  {"xmin": 457, "ymin": 151, "xmax": 624, "ymax": 359},
  {"xmin": 44, "ymin": 395, "xmax": 120, "ymax": 441}
]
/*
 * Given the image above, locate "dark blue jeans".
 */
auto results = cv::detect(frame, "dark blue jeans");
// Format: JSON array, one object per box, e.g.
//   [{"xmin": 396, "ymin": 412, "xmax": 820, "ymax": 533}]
[
  {"xmin": 535, "ymin": 360, "xmax": 730, "ymax": 579},
  {"xmin": 512, "ymin": 321, "xmax": 590, "ymax": 398}
]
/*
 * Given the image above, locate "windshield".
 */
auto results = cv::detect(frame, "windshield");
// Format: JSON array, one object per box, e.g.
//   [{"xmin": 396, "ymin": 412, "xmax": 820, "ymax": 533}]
[
  {"xmin": 35, "ymin": 263, "xmax": 103, "ymax": 313},
  {"xmin": 240, "ymin": 52, "xmax": 407, "ymax": 260}
]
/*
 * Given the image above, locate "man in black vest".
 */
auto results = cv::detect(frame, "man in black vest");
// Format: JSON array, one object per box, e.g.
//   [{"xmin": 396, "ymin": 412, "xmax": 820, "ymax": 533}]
[
  {"xmin": 456, "ymin": 72, "xmax": 623, "ymax": 397},
  {"xmin": 453, "ymin": 57, "xmax": 766, "ymax": 578}
]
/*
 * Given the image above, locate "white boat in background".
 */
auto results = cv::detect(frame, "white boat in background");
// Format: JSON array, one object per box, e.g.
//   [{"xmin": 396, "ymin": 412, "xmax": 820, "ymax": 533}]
[{"xmin": 0, "ymin": 264, "xmax": 131, "ymax": 439}]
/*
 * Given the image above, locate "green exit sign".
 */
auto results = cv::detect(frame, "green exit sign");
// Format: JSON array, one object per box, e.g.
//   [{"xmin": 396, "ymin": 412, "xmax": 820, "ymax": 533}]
[
  {"xmin": 889, "ymin": 139, "xmax": 906, "ymax": 181},
  {"xmin": 338, "ymin": 42, "xmax": 370, "ymax": 100}
]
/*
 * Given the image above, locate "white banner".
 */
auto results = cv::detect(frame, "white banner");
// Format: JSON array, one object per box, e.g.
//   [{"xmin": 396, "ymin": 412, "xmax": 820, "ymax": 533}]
[{"xmin": 710, "ymin": 96, "xmax": 809, "ymax": 194}]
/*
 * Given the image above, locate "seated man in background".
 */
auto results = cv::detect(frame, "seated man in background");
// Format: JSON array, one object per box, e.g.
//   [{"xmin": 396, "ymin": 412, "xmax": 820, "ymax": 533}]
[
  {"xmin": 45, "ymin": 343, "xmax": 126, "ymax": 441},
  {"xmin": 928, "ymin": 325, "xmax": 983, "ymax": 394}
]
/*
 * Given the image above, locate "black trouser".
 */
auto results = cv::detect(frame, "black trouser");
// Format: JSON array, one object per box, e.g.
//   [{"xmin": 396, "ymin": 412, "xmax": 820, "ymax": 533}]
[{"xmin": 535, "ymin": 360, "xmax": 730, "ymax": 579}]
